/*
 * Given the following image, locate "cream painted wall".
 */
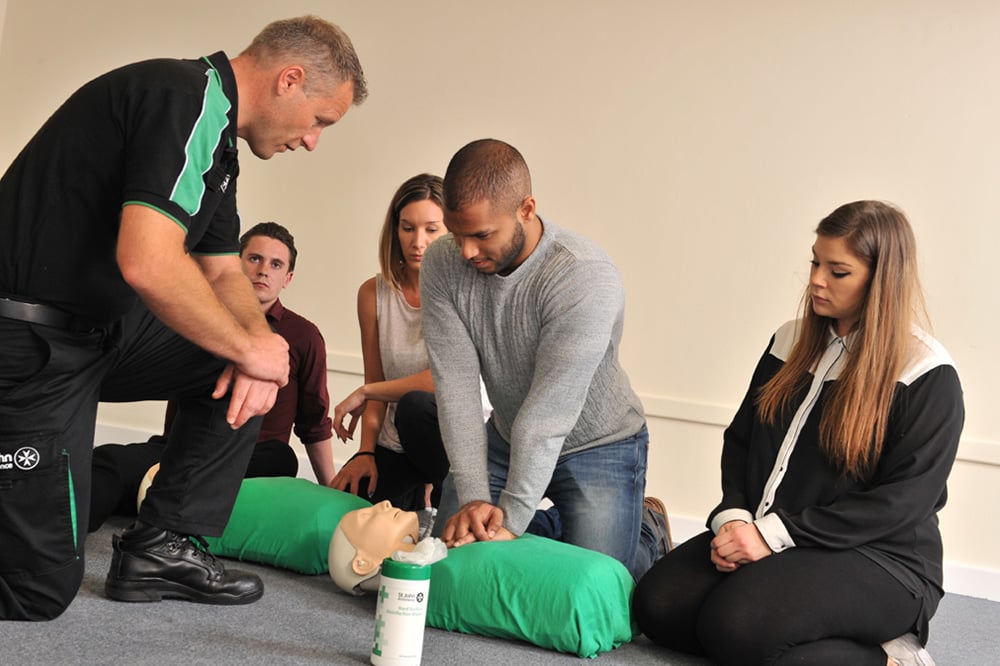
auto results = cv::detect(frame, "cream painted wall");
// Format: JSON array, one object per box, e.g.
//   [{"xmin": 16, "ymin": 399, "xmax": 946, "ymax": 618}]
[{"xmin": 2, "ymin": 0, "xmax": 997, "ymax": 594}]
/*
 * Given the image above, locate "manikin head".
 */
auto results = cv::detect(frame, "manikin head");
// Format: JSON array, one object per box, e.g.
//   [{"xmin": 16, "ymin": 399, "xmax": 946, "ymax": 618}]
[{"xmin": 329, "ymin": 501, "xmax": 419, "ymax": 595}]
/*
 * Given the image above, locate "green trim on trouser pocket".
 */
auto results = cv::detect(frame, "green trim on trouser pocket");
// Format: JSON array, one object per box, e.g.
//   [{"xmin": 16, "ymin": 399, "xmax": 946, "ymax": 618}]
[{"xmin": 63, "ymin": 450, "xmax": 77, "ymax": 551}]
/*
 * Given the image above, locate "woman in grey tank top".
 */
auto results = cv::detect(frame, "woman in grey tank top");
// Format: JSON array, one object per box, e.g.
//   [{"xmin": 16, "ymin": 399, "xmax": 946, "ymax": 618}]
[{"xmin": 330, "ymin": 174, "xmax": 450, "ymax": 519}]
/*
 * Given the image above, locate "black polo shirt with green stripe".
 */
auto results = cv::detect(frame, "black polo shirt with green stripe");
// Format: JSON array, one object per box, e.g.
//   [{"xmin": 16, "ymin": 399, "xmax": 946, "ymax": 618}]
[{"xmin": 0, "ymin": 51, "xmax": 240, "ymax": 323}]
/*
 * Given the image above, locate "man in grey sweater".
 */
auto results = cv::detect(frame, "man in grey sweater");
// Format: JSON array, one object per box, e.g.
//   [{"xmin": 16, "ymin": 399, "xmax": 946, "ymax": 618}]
[{"xmin": 422, "ymin": 139, "xmax": 668, "ymax": 580}]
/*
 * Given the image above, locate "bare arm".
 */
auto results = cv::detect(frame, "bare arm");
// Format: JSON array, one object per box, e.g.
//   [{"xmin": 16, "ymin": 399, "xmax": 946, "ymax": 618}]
[
  {"xmin": 304, "ymin": 438, "xmax": 335, "ymax": 487},
  {"xmin": 331, "ymin": 279, "xmax": 387, "ymax": 495},
  {"xmin": 117, "ymin": 205, "xmax": 289, "ymax": 426},
  {"xmin": 351, "ymin": 370, "xmax": 435, "ymax": 404},
  {"xmin": 332, "ymin": 279, "xmax": 435, "ymax": 441}
]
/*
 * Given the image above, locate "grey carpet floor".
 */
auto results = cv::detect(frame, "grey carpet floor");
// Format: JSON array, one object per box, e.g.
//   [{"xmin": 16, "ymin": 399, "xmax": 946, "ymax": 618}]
[{"xmin": 1, "ymin": 519, "xmax": 996, "ymax": 665}]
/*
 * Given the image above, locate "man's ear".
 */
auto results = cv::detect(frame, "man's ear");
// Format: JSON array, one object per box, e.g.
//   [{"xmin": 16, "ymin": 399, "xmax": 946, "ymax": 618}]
[
  {"xmin": 517, "ymin": 195, "xmax": 536, "ymax": 223},
  {"xmin": 282, "ymin": 270, "xmax": 294, "ymax": 290},
  {"xmin": 277, "ymin": 65, "xmax": 306, "ymax": 96},
  {"xmin": 351, "ymin": 548, "xmax": 380, "ymax": 577}
]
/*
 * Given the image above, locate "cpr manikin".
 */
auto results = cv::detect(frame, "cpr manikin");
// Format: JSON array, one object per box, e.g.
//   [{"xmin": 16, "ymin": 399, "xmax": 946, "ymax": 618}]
[{"xmin": 330, "ymin": 500, "xmax": 419, "ymax": 595}]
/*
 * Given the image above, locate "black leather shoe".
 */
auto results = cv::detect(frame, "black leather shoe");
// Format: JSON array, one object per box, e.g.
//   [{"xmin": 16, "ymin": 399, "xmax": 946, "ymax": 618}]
[{"xmin": 105, "ymin": 522, "xmax": 263, "ymax": 605}]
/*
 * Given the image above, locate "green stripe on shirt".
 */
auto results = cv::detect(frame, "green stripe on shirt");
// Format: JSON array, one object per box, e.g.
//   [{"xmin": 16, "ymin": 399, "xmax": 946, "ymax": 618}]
[{"xmin": 170, "ymin": 66, "xmax": 231, "ymax": 215}]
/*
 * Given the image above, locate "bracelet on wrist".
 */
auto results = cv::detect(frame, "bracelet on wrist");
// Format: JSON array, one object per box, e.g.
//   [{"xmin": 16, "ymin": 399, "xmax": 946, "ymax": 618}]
[{"xmin": 348, "ymin": 450, "xmax": 376, "ymax": 463}]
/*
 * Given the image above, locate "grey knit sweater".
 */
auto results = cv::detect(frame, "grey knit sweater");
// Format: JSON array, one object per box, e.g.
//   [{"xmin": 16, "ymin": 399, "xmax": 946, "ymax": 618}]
[{"xmin": 420, "ymin": 218, "xmax": 645, "ymax": 534}]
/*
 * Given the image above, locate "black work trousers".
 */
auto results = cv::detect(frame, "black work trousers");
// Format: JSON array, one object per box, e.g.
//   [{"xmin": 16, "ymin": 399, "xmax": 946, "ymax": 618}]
[
  {"xmin": 89, "ymin": 437, "xmax": 297, "ymax": 532},
  {"xmin": 0, "ymin": 305, "xmax": 260, "ymax": 620}
]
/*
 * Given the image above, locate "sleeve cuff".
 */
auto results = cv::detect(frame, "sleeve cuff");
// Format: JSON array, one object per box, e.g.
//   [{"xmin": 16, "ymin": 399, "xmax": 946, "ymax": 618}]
[
  {"xmin": 754, "ymin": 513, "xmax": 796, "ymax": 552},
  {"xmin": 498, "ymin": 495, "xmax": 534, "ymax": 537},
  {"xmin": 711, "ymin": 508, "xmax": 754, "ymax": 534},
  {"xmin": 453, "ymin": 473, "xmax": 493, "ymax": 515}
]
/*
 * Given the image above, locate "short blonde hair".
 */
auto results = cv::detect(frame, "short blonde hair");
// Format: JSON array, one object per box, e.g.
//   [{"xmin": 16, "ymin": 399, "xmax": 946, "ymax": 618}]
[{"xmin": 242, "ymin": 15, "xmax": 368, "ymax": 103}]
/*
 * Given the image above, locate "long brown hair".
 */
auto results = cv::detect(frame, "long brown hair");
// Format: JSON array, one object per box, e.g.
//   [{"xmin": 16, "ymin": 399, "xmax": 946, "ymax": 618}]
[
  {"xmin": 756, "ymin": 201, "xmax": 927, "ymax": 480},
  {"xmin": 378, "ymin": 174, "xmax": 444, "ymax": 290}
]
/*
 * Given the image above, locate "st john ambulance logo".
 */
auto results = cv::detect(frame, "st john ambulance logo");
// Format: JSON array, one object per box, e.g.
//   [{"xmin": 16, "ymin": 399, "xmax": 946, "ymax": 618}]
[{"xmin": 14, "ymin": 446, "xmax": 40, "ymax": 471}]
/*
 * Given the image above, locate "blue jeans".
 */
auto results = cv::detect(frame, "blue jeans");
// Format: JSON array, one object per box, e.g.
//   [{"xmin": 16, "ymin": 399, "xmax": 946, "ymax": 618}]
[{"xmin": 438, "ymin": 420, "xmax": 656, "ymax": 580}]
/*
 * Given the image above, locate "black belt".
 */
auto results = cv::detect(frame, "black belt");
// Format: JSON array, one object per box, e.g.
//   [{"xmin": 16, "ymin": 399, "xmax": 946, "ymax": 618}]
[{"xmin": 0, "ymin": 296, "xmax": 75, "ymax": 328}]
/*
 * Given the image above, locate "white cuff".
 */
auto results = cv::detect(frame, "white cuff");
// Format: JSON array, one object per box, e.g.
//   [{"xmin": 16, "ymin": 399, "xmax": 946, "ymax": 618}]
[
  {"xmin": 711, "ymin": 508, "xmax": 754, "ymax": 534},
  {"xmin": 754, "ymin": 513, "xmax": 795, "ymax": 552}
]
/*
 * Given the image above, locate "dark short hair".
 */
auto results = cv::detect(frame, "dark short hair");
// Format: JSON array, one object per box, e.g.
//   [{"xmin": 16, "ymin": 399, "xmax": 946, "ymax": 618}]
[
  {"xmin": 443, "ymin": 138, "xmax": 531, "ymax": 216},
  {"xmin": 240, "ymin": 221, "xmax": 298, "ymax": 270}
]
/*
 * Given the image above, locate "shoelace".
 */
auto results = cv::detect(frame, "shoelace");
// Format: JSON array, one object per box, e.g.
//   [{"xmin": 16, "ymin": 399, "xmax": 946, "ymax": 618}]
[{"xmin": 164, "ymin": 532, "xmax": 225, "ymax": 576}]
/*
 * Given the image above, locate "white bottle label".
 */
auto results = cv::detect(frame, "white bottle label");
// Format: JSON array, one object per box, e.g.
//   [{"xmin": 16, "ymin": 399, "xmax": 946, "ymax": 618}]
[{"xmin": 371, "ymin": 571, "xmax": 429, "ymax": 666}]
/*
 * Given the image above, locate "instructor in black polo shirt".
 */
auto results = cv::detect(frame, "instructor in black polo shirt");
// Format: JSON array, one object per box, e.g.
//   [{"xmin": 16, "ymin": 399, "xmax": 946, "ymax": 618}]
[{"xmin": 0, "ymin": 16, "xmax": 367, "ymax": 621}]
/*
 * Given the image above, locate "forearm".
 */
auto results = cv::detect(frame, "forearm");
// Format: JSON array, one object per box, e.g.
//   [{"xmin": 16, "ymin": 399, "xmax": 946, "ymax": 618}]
[
  {"xmin": 355, "ymin": 369, "xmax": 434, "ymax": 404},
  {"xmin": 205, "ymin": 265, "xmax": 272, "ymax": 337},
  {"xmin": 358, "ymin": 402, "xmax": 387, "ymax": 453},
  {"xmin": 494, "ymin": 272, "xmax": 619, "ymax": 532},
  {"xmin": 304, "ymin": 438, "xmax": 335, "ymax": 486},
  {"xmin": 129, "ymin": 254, "xmax": 261, "ymax": 362},
  {"xmin": 117, "ymin": 206, "xmax": 267, "ymax": 366},
  {"xmin": 711, "ymin": 410, "xmax": 756, "ymax": 530},
  {"xmin": 426, "ymin": 355, "xmax": 489, "ymax": 505},
  {"xmin": 421, "ymin": 259, "xmax": 491, "ymax": 505},
  {"xmin": 709, "ymin": 342, "xmax": 777, "ymax": 530}
]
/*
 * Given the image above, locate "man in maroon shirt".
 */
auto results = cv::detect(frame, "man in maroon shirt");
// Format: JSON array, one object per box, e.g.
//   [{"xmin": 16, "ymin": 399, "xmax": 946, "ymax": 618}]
[{"xmin": 89, "ymin": 222, "xmax": 335, "ymax": 531}]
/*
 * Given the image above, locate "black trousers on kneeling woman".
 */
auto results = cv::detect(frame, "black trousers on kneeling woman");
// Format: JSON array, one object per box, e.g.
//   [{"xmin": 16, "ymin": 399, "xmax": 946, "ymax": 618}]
[{"xmin": 632, "ymin": 531, "xmax": 925, "ymax": 665}]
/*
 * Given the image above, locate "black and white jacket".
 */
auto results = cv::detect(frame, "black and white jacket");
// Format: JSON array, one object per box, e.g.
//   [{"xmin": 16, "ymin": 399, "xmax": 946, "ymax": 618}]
[{"xmin": 710, "ymin": 320, "xmax": 964, "ymax": 615}]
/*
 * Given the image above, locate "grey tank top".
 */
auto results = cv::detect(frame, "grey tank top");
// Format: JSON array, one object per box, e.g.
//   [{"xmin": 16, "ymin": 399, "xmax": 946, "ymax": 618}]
[{"xmin": 375, "ymin": 274, "xmax": 428, "ymax": 453}]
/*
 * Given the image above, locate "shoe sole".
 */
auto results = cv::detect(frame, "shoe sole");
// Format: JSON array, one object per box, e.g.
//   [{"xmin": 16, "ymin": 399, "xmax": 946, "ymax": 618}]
[
  {"xmin": 105, "ymin": 577, "xmax": 263, "ymax": 605},
  {"xmin": 643, "ymin": 497, "xmax": 673, "ymax": 550},
  {"xmin": 883, "ymin": 634, "xmax": 936, "ymax": 666}
]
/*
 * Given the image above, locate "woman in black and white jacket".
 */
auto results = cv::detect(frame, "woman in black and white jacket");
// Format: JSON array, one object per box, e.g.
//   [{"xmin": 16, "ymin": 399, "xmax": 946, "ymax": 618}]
[{"xmin": 633, "ymin": 200, "xmax": 964, "ymax": 666}]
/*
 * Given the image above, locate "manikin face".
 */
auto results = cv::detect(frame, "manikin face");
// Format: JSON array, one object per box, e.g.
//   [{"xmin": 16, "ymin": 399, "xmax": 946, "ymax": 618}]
[
  {"xmin": 397, "ymin": 199, "xmax": 446, "ymax": 274},
  {"xmin": 243, "ymin": 71, "xmax": 355, "ymax": 159},
  {"xmin": 339, "ymin": 501, "xmax": 419, "ymax": 576},
  {"xmin": 241, "ymin": 235, "xmax": 294, "ymax": 310},
  {"xmin": 444, "ymin": 199, "xmax": 528, "ymax": 276},
  {"xmin": 809, "ymin": 234, "xmax": 872, "ymax": 338}
]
